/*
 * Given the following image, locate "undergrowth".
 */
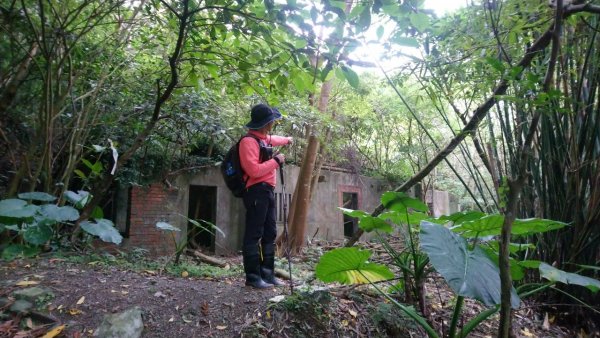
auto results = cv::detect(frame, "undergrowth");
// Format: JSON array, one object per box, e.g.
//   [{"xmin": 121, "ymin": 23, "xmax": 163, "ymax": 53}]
[{"xmin": 55, "ymin": 248, "xmax": 239, "ymax": 279}]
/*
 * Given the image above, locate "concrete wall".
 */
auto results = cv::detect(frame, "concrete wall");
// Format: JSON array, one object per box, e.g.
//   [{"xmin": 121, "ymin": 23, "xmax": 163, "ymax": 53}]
[
  {"xmin": 304, "ymin": 169, "xmax": 389, "ymax": 242},
  {"xmin": 426, "ymin": 189, "xmax": 460, "ymax": 217},
  {"xmin": 117, "ymin": 164, "xmax": 393, "ymax": 256}
]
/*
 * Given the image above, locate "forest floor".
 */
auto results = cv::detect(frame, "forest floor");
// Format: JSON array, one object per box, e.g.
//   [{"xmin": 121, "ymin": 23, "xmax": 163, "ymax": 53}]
[{"xmin": 0, "ymin": 240, "xmax": 586, "ymax": 338}]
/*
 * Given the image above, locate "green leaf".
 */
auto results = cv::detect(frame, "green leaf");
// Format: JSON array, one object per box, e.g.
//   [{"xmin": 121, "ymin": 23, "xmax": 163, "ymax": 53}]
[
  {"xmin": 420, "ymin": 221, "xmax": 520, "ymax": 308},
  {"xmin": 480, "ymin": 246, "xmax": 526, "ymax": 281},
  {"xmin": 359, "ymin": 215, "xmax": 393, "ymax": 233},
  {"xmin": 40, "ymin": 205, "xmax": 79, "ymax": 222},
  {"xmin": 539, "ymin": 263, "xmax": 600, "ymax": 293},
  {"xmin": 92, "ymin": 145, "xmax": 106, "ymax": 152},
  {"xmin": 291, "ymin": 74, "xmax": 306, "ymax": 93},
  {"xmin": 91, "ymin": 161, "xmax": 103, "ymax": 174},
  {"xmin": 512, "ymin": 218, "xmax": 569, "ymax": 235},
  {"xmin": 81, "ymin": 158, "xmax": 94, "ymax": 170},
  {"xmin": 74, "ymin": 169, "xmax": 87, "ymax": 179},
  {"xmin": 90, "ymin": 206, "xmax": 104, "ymax": 220},
  {"xmin": 379, "ymin": 211, "xmax": 428, "ymax": 226},
  {"xmin": 156, "ymin": 221, "xmax": 180, "ymax": 232},
  {"xmin": 2, "ymin": 244, "xmax": 40, "ymax": 260},
  {"xmin": 409, "ymin": 12, "xmax": 430, "ymax": 32},
  {"xmin": 485, "ymin": 56, "xmax": 505, "ymax": 73},
  {"xmin": 381, "ymin": 192, "xmax": 428, "ymax": 213},
  {"xmin": 0, "ymin": 199, "xmax": 39, "ymax": 219},
  {"xmin": 340, "ymin": 208, "xmax": 369, "ymax": 218},
  {"xmin": 64, "ymin": 190, "xmax": 91, "ymax": 209},
  {"xmin": 450, "ymin": 214, "xmax": 504, "ymax": 237},
  {"xmin": 391, "ymin": 35, "xmax": 419, "ymax": 48},
  {"xmin": 437, "ymin": 211, "xmax": 486, "ymax": 225},
  {"xmin": 205, "ymin": 64, "xmax": 219, "ymax": 79},
  {"xmin": 17, "ymin": 192, "xmax": 56, "ymax": 202},
  {"xmin": 340, "ymin": 208, "xmax": 392, "ymax": 233},
  {"xmin": 23, "ymin": 224, "xmax": 53, "ymax": 245},
  {"xmin": 518, "ymin": 260, "xmax": 541, "ymax": 269},
  {"xmin": 80, "ymin": 219, "xmax": 122, "ymax": 244},
  {"xmin": 357, "ymin": 7, "xmax": 371, "ymax": 31},
  {"xmin": 315, "ymin": 247, "xmax": 394, "ymax": 284},
  {"xmin": 341, "ymin": 66, "xmax": 359, "ymax": 89},
  {"xmin": 376, "ymin": 25, "xmax": 384, "ymax": 40}
]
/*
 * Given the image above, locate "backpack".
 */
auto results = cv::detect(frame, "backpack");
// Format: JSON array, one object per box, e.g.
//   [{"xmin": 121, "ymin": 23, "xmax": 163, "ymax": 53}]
[{"xmin": 220, "ymin": 134, "xmax": 271, "ymax": 197}]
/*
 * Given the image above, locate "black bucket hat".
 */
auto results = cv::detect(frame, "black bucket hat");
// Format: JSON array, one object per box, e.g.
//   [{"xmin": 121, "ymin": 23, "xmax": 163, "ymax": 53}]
[{"xmin": 245, "ymin": 103, "xmax": 282, "ymax": 130}]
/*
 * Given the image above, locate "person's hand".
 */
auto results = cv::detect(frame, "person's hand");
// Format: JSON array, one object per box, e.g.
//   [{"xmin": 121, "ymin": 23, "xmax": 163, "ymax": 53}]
[
  {"xmin": 286, "ymin": 137, "xmax": 293, "ymax": 145},
  {"xmin": 274, "ymin": 153, "xmax": 285, "ymax": 166}
]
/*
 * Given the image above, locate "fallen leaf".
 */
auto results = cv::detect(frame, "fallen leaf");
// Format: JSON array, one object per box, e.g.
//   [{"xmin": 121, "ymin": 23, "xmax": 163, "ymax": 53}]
[
  {"xmin": 25, "ymin": 318, "xmax": 33, "ymax": 329},
  {"xmin": 266, "ymin": 311, "xmax": 271, "ymax": 319},
  {"xmin": 121, "ymin": 285, "xmax": 129, "ymax": 288},
  {"xmin": 182, "ymin": 316, "xmax": 192, "ymax": 323},
  {"xmin": 168, "ymin": 317, "xmax": 174, "ymax": 322},
  {"xmin": 76, "ymin": 296, "xmax": 85, "ymax": 305},
  {"xmin": 543, "ymin": 313, "xmax": 550, "ymax": 330},
  {"xmin": 181, "ymin": 271, "xmax": 189, "ymax": 277},
  {"xmin": 121, "ymin": 291, "xmax": 128, "ymax": 295},
  {"xmin": 57, "ymin": 305, "xmax": 63, "ymax": 310},
  {"xmin": 349, "ymin": 310, "xmax": 357, "ymax": 317},
  {"xmin": 216, "ymin": 326, "xmax": 227, "ymax": 330},
  {"xmin": 342, "ymin": 320, "xmax": 348, "ymax": 326},
  {"xmin": 144, "ymin": 270, "xmax": 156, "ymax": 275},
  {"xmin": 16, "ymin": 280, "xmax": 39, "ymax": 287},
  {"xmin": 521, "ymin": 328, "xmax": 534, "ymax": 337},
  {"xmin": 269, "ymin": 295, "xmax": 285, "ymax": 303},
  {"xmin": 201, "ymin": 301, "xmax": 209, "ymax": 316},
  {"xmin": 69, "ymin": 308, "xmax": 83, "ymax": 315},
  {"xmin": 41, "ymin": 325, "xmax": 65, "ymax": 338}
]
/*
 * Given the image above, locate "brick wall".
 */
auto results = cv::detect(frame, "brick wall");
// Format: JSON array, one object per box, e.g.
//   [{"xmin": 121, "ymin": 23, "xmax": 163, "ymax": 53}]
[{"xmin": 127, "ymin": 184, "xmax": 180, "ymax": 256}]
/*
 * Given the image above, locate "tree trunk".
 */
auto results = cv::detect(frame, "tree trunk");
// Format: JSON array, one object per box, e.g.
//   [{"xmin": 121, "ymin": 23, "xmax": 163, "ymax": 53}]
[{"xmin": 280, "ymin": 135, "xmax": 319, "ymax": 253}]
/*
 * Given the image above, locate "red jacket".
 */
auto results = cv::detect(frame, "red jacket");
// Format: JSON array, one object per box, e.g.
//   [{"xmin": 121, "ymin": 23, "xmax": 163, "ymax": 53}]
[{"xmin": 239, "ymin": 130, "xmax": 290, "ymax": 188}]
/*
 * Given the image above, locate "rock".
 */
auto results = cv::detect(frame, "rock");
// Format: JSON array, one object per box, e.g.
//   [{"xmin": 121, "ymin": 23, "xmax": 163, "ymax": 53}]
[
  {"xmin": 94, "ymin": 306, "xmax": 143, "ymax": 338},
  {"xmin": 10, "ymin": 299, "xmax": 33, "ymax": 314},
  {"xmin": 12, "ymin": 287, "xmax": 54, "ymax": 304}
]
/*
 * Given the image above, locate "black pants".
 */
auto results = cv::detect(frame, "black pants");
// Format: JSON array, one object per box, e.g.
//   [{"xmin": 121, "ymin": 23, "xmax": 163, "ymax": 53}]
[{"xmin": 242, "ymin": 183, "xmax": 276, "ymax": 249}]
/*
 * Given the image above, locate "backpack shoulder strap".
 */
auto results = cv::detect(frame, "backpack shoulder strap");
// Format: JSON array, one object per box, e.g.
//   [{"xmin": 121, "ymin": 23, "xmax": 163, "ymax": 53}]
[{"xmin": 241, "ymin": 133, "xmax": 265, "ymax": 148}]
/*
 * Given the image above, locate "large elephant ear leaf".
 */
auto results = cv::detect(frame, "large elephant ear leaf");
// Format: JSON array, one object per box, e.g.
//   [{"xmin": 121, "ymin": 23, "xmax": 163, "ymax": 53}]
[
  {"xmin": 316, "ymin": 247, "xmax": 394, "ymax": 285},
  {"xmin": 420, "ymin": 221, "xmax": 520, "ymax": 308},
  {"xmin": 381, "ymin": 192, "xmax": 428, "ymax": 213},
  {"xmin": 539, "ymin": 263, "xmax": 600, "ymax": 293},
  {"xmin": 80, "ymin": 219, "xmax": 122, "ymax": 244},
  {"xmin": 340, "ymin": 208, "xmax": 392, "ymax": 233}
]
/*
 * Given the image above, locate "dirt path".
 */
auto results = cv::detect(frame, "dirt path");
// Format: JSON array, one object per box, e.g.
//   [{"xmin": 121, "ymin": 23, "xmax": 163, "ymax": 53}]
[
  {"xmin": 0, "ymin": 254, "xmax": 579, "ymax": 337},
  {"xmin": 1, "ymin": 258, "xmax": 286, "ymax": 337}
]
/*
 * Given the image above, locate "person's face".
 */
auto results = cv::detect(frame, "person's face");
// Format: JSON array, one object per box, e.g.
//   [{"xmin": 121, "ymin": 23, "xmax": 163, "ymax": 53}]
[{"xmin": 265, "ymin": 121, "xmax": 274, "ymax": 132}]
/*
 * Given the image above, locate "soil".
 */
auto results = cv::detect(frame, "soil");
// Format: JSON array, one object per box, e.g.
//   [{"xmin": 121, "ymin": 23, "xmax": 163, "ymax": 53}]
[{"xmin": 0, "ymin": 245, "xmax": 584, "ymax": 338}]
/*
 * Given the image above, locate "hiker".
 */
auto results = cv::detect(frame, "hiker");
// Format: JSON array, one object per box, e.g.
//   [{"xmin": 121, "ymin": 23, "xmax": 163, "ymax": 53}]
[{"xmin": 239, "ymin": 103, "xmax": 293, "ymax": 289}]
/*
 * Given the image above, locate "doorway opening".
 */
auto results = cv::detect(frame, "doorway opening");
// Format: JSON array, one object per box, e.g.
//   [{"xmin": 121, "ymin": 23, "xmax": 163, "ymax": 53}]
[
  {"xmin": 187, "ymin": 185, "xmax": 217, "ymax": 252},
  {"xmin": 342, "ymin": 192, "xmax": 359, "ymax": 237}
]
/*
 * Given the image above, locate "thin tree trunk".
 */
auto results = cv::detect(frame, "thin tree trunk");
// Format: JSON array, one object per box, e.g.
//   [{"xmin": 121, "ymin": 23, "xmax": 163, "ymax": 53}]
[
  {"xmin": 499, "ymin": 1, "xmax": 563, "ymax": 336},
  {"xmin": 284, "ymin": 135, "xmax": 319, "ymax": 253}
]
